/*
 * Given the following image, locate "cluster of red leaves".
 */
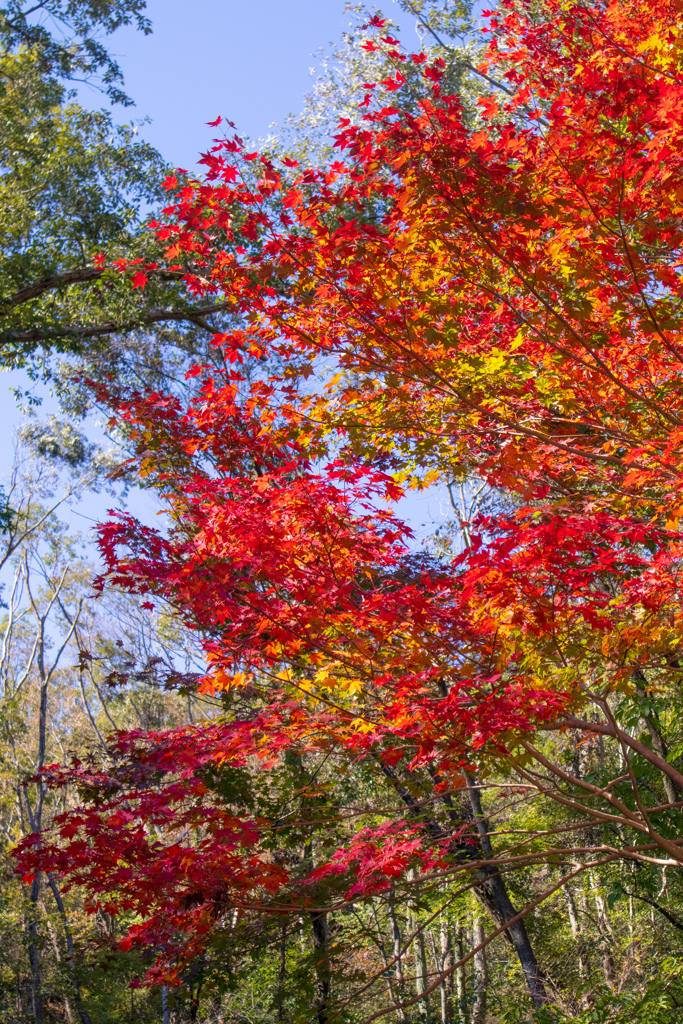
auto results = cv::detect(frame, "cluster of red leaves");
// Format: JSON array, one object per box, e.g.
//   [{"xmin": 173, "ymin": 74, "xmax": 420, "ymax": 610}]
[
  {"xmin": 18, "ymin": 727, "xmax": 280, "ymax": 982},
  {"xmin": 309, "ymin": 822, "xmax": 457, "ymax": 900}
]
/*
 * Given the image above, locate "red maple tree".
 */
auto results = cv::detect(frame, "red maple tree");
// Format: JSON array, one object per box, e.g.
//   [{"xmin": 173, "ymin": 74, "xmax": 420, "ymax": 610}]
[{"xmin": 16, "ymin": 0, "xmax": 683, "ymax": 1014}]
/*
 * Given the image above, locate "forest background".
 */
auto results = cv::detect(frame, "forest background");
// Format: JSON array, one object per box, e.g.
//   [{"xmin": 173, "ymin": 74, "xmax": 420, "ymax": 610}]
[{"xmin": 2, "ymin": 3, "xmax": 683, "ymax": 1024}]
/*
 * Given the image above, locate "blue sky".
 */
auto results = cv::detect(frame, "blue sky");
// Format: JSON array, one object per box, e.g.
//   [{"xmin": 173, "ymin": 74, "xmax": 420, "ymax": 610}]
[{"xmin": 86, "ymin": 0, "xmax": 420, "ymax": 168}]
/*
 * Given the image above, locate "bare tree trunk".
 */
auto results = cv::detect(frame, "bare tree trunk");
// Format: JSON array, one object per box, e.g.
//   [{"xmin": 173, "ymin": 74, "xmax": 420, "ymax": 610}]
[
  {"xmin": 369, "ymin": 902, "xmax": 405, "ymax": 1021},
  {"xmin": 310, "ymin": 911, "xmax": 330, "ymax": 1024},
  {"xmin": 455, "ymin": 921, "xmax": 468, "ymax": 1024},
  {"xmin": 46, "ymin": 874, "xmax": 93, "ymax": 1024},
  {"xmin": 23, "ymin": 622, "xmax": 52, "ymax": 1024},
  {"xmin": 27, "ymin": 875, "xmax": 44, "ymax": 1024},
  {"xmin": 471, "ymin": 916, "xmax": 487, "ymax": 1024},
  {"xmin": 304, "ymin": 836, "xmax": 331, "ymax": 1024},
  {"xmin": 389, "ymin": 889, "xmax": 408, "ymax": 1022},
  {"xmin": 407, "ymin": 870, "xmax": 429, "ymax": 1021},
  {"xmin": 592, "ymin": 881, "xmax": 615, "ymax": 988},
  {"xmin": 563, "ymin": 885, "xmax": 588, "ymax": 978},
  {"xmin": 466, "ymin": 778, "xmax": 547, "ymax": 1007},
  {"xmin": 277, "ymin": 920, "xmax": 287, "ymax": 1022},
  {"xmin": 439, "ymin": 915, "xmax": 453, "ymax": 1024},
  {"xmin": 20, "ymin": 571, "xmax": 84, "ymax": 1024},
  {"xmin": 379, "ymin": 753, "xmax": 547, "ymax": 1008},
  {"xmin": 415, "ymin": 923, "xmax": 429, "ymax": 1021},
  {"xmin": 633, "ymin": 671, "xmax": 680, "ymax": 807},
  {"xmin": 45, "ymin": 912, "xmax": 74, "ymax": 1022},
  {"xmin": 162, "ymin": 985, "xmax": 171, "ymax": 1024}
]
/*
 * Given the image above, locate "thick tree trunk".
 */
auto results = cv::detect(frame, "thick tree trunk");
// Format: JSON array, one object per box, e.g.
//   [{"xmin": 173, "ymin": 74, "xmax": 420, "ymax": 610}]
[
  {"xmin": 379, "ymin": 760, "xmax": 547, "ymax": 1008},
  {"xmin": 466, "ymin": 779, "xmax": 547, "ymax": 1008},
  {"xmin": 310, "ymin": 911, "xmax": 330, "ymax": 1024}
]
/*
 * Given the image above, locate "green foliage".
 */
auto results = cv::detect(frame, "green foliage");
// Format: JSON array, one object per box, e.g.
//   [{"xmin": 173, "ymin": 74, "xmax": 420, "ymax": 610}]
[
  {"xmin": 0, "ymin": 40, "xmax": 169, "ymax": 365},
  {"xmin": 0, "ymin": 0, "xmax": 220, "ymax": 371},
  {"xmin": 532, "ymin": 958, "xmax": 683, "ymax": 1023},
  {"xmin": 0, "ymin": 0, "xmax": 151, "ymax": 105}
]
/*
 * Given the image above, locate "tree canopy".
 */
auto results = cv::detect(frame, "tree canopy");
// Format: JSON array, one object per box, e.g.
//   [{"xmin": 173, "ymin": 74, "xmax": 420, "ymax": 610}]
[{"xmin": 10, "ymin": 0, "xmax": 683, "ymax": 1021}]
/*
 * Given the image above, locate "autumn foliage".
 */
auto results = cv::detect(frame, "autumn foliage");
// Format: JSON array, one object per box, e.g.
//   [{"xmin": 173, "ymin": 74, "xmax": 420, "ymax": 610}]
[{"xmin": 16, "ymin": 0, "xmax": 683, "ymax": 1013}]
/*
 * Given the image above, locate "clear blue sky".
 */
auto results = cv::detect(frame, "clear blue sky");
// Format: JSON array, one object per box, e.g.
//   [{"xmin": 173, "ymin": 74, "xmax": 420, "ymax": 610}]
[{"xmin": 88, "ymin": 0, "xmax": 419, "ymax": 169}]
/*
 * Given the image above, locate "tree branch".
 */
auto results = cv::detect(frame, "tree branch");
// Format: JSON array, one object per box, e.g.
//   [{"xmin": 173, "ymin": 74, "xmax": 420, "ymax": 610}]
[
  {"xmin": 0, "ymin": 266, "xmax": 184, "ymax": 311},
  {"xmin": 1, "ymin": 301, "xmax": 234, "ymax": 351}
]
